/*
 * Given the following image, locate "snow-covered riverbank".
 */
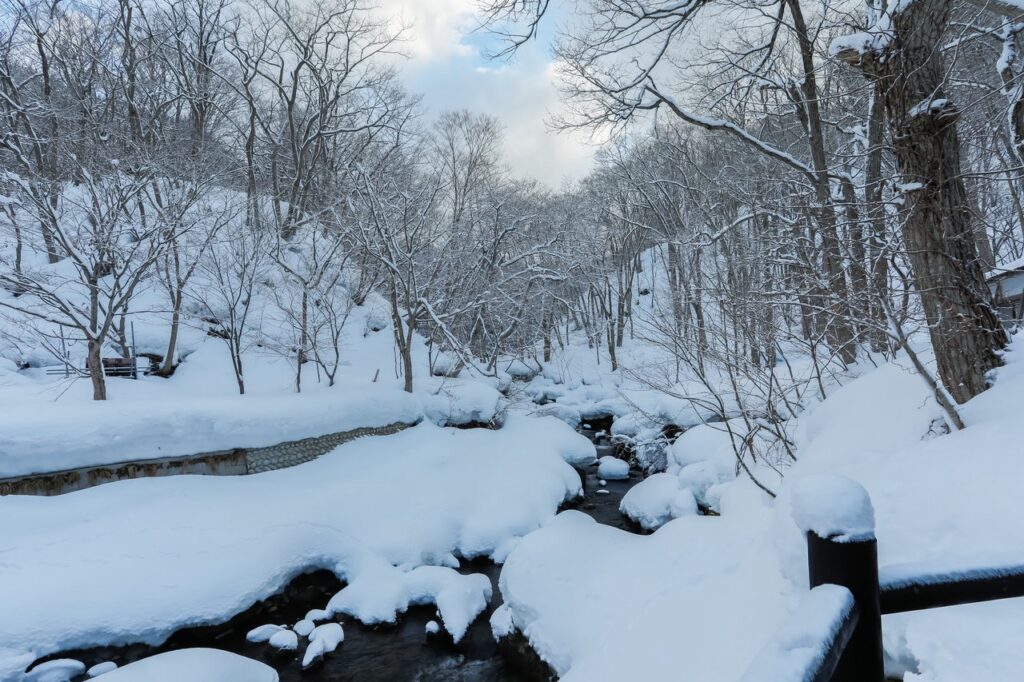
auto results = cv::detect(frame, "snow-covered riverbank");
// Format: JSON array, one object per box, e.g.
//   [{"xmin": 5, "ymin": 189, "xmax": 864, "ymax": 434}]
[{"xmin": 0, "ymin": 416, "xmax": 593, "ymax": 678}]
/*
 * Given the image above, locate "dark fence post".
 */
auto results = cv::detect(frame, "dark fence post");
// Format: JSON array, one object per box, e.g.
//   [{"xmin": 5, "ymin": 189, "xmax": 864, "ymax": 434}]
[{"xmin": 806, "ymin": 531, "xmax": 884, "ymax": 682}]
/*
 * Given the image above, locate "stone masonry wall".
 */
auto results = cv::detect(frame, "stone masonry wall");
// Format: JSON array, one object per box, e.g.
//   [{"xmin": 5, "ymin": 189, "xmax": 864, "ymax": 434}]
[{"xmin": 0, "ymin": 421, "xmax": 413, "ymax": 496}]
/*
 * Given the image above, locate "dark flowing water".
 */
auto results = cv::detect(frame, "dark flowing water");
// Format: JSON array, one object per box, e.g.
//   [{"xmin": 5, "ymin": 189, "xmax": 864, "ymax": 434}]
[{"xmin": 38, "ymin": 436, "xmax": 641, "ymax": 682}]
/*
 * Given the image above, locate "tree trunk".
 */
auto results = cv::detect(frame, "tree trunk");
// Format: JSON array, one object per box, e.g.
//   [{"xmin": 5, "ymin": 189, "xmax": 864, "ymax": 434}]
[
  {"xmin": 864, "ymin": 85, "xmax": 891, "ymax": 352},
  {"xmin": 161, "ymin": 290, "xmax": 182, "ymax": 375},
  {"xmin": 88, "ymin": 338, "xmax": 107, "ymax": 401},
  {"xmin": 787, "ymin": 0, "xmax": 858, "ymax": 364},
  {"xmin": 836, "ymin": 0, "xmax": 1008, "ymax": 403}
]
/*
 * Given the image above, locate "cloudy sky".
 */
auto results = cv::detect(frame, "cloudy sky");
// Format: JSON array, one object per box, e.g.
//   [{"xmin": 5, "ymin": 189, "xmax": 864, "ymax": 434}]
[{"xmin": 382, "ymin": 0, "xmax": 597, "ymax": 188}]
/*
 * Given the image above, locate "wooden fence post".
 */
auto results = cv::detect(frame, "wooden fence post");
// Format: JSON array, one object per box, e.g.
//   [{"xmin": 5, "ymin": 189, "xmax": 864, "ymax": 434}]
[{"xmin": 806, "ymin": 530, "xmax": 884, "ymax": 682}]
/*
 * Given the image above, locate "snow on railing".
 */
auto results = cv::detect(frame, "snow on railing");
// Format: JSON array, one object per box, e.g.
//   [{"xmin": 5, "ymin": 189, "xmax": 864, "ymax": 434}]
[
  {"xmin": 742, "ymin": 476, "xmax": 1024, "ymax": 682},
  {"xmin": 740, "ymin": 585, "xmax": 857, "ymax": 682}
]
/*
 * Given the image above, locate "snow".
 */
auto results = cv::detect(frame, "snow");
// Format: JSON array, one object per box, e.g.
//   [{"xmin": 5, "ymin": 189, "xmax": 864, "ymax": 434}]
[
  {"xmin": 304, "ymin": 608, "xmax": 330, "ymax": 623},
  {"xmin": 596, "ymin": 456, "xmax": 629, "ymax": 480},
  {"xmin": 246, "ymin": 624, "xmax": 284, "ymax": 643},
  {"xmin": 86, "ymin": 662, "xmax": 117, "ymax": 678},
  {"xmin": 496, "ymin": 509, "xmax": 791, "ymax": 680},
  {"xmin": 0, "ymin": 388, "xmax": 422, "ymax": 478},
  {"xmin": 268, "ymin": 629, "xmax": 298, "ymax": 651},
  {"xmin": 789, "ymin": 474, "xmax": 875, "ymax": 542},
  {"xmin": 24, "ymin": 660, "xmax": 85, "ymax": 682},
  {"xmin": 497, "ymin": 332, "xmax": 1024, "ymax": 681},
  {"xmin": 619, "ymin": 473, "xmax": 696, "ymax": 530},
  {"xmin": 325, "ymin": 565, "xmax": 491, "ymax": 642},
  {"xmin": 880, "ymin": 554, "xmax": 1024, "ymax": 590},
  {"xmin": 96, "ymin": 649, "xmax": 276, "ymax": 682},
  {"xmin": 293, "ymin": 619, "xmax": 315, "ymax": 637},
  {"xmin": 421, "ymin": 379, "xmax": 505, "ymax": 427},
  {"xmin": 425, "ymin": 620, "xmax": 441, "ymax": 635},
  {"xmin": 0, "ymin": 418, "xmax": 583, "ymax": 668},
  {"xmin": 302, "ymin": 623, "xmax": 344, "ymax": 668},
  {"xmin": 309, "ymin": 622, "xmax": 344, "ymax": 649},
  {"xmin": 739, "ymin": 585, "xmax": 854, "ymax": 682}
]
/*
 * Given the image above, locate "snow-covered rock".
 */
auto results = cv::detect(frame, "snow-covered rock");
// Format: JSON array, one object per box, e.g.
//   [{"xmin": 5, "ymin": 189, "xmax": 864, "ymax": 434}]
[
  {"xmin": 268, "ymin": 629, "xmax": 298, "ymax": 651},
  {"xmin": 619, "ymin": 474, "xmax": 697, "ymax": 530},
  {"xmin": 246, "ymin": 624, "xmax": 284, "ymax": 643},
  {"xmin": 309, "ymin": 623, "xmax": 344, "ymax": 649},
  {"xmin": 87, "ymin": 662, "xmax": 118, "ymax": 678},
  {"xmin": 302, "ymin": 623, "xmax": 344, "ymax": 670},
  {"xmin": 597, "ymin": 456, "xmax": 629, "ymax": 480},
  {"xmin": 422, "ymin": 380, "xmax": 505, "ymax": 426}
]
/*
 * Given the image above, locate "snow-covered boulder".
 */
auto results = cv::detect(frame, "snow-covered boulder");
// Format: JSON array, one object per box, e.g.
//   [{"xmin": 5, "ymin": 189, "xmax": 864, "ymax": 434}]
[
  {"xmin": 667, "ymin": 423, "xmax": 734, "ymax": 473},
  {"xmin": 422, "ymin": 380, "xmax": 505, "ymax": 426},
  {"xmin": 620, "ymin": 474, "xmax": 697, "ymax": 530},
  {"xmin": 268, "ymin": 629, "xmax": 298, "ymax": 651},
  {"xmin": 597, "ymin": 456, "xmax": 629, "ymax": 480},
  {"xmin": 505, "ymin": 359, "xmax": 539, "ymax": 380}
]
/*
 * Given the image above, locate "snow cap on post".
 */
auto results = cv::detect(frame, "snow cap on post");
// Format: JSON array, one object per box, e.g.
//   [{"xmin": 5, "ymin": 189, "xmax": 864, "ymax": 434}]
[{"xmin": 791, "ymin": 474, "xmax": 875, "ymax": 543}]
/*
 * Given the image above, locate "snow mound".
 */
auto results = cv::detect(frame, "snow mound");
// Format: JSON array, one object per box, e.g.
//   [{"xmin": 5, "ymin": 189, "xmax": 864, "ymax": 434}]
[
  {"xmin": 597, "ymin": 456, "xmax": 629, "ymax": 480},
  {"xmin": 268, "ymin": 629, "xmax": 298, "ymax": 651},
  {"xmin": 422, "ymin": 380, "xmax": 505, "ymax": 426},
  {"xmin": 619, "ymin": 473, "xmax": 696, "ymax": 530},
  {"xmin": 667, "ymin": 423, "xmax": 735, "ymax": 473},
  {"xmin": 326, "ymin": 565, "xmax": 491, "ymax": 642},
  {"xmin": 496, "ymin": 510, "xmax": 790, "ymax": 679},
  {"xmin": 97, "ymin": 649, "xmax": 277, "ymax": 682},
  {"xmin": 790, "ymin": 474, "xmax": 875, "ymax": 542},
  {"xmin": 86, "ymin": 661, "xmax": 117, "ymax": 677}
]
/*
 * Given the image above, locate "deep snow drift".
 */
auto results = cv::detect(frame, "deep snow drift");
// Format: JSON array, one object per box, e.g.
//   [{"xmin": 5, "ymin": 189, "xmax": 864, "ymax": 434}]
[
  {"xmin": 496, "ymin": 334, "xmax": 1024, "ymax": 681},
  {"xmin": 0, "ymin": 416, "xmax": 592, "ymax": 674}
]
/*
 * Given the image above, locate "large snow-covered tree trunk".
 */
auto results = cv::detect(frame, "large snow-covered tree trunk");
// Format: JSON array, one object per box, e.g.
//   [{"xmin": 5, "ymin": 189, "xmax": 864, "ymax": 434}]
[{"xmin": 836, "ymin": 0, "xmax": 1008, "ymax": 404}]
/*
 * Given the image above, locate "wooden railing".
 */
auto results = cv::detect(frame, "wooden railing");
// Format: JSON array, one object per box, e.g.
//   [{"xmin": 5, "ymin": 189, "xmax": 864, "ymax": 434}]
[{"xmin": 743, "ymin": 484, "xmax": 1024, "ymax": 681}]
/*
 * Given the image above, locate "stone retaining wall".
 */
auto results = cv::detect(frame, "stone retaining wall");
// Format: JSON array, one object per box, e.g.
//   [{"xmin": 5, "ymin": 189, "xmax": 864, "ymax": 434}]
[{"xmin": 0, "ymin": 421, "xmax": 414, "ymax": 496}]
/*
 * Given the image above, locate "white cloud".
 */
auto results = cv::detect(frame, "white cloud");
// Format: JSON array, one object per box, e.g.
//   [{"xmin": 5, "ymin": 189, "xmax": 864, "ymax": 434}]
[
  {"xmin": 383, "ymin": 0, "xmax": 479, "ymax": 62},
  {"xmin": 377, "ymin": 0, "xmax": 597, "ymax": 185}
]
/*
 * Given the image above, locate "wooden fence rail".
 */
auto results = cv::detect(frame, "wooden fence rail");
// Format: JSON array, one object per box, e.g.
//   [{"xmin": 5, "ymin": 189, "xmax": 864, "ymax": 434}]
[{"xmin": 744, "ymin": 481, "xmax": 1024, "ymax": 681}]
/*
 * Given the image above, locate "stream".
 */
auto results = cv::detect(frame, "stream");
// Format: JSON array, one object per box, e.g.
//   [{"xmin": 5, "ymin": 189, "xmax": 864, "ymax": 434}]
[{"xmin": 38, "ymin": 427, "xmax": 643, "ymax": 681}]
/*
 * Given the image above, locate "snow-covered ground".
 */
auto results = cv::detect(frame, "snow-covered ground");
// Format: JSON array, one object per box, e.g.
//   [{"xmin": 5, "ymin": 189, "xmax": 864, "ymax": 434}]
[
  {"xmin": 494, "ymin": 334, "xmax": 1024, "ymax": 681},
  {"xmin": 0, "ymin": 290, "xmax": 514, "ymax": 478},
  {"xmin": 3, "ymin": 235, "xmax": 1023, "ymax": 682},
  {"xmin": 0, "ymin": 416, "xmax": 592, "ymax": 676}
]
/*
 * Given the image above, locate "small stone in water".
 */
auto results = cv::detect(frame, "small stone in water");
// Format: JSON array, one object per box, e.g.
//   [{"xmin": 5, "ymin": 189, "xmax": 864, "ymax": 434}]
[
  {"xmin": 599, "ymin": 479, "xmax": 607, "ymax": 486},
  {"xmin": 425, "ymin": 620, "xmax": 441, "ymax": 635},
  {"xmin": 294, "ymin": 619, "xmax": 315, "ymax": 637},
  {"xmin": 87, "ymin": 662, "xmax": 118, "ymax": 678},
  {"xmin": 269, "ymin": 629, "xmax": 299, "ymax": 651},
  {"xmin": 596, "ymin": 489, "xmax": 610, "ymax": 495}
]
